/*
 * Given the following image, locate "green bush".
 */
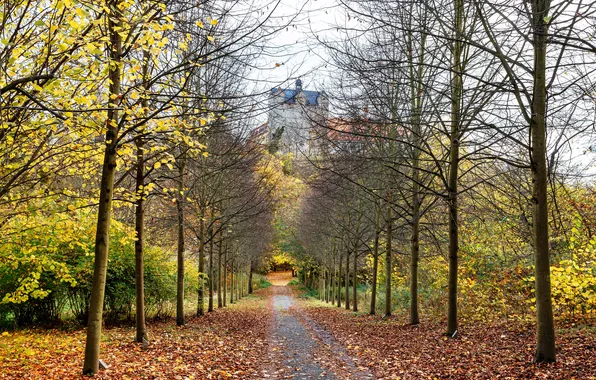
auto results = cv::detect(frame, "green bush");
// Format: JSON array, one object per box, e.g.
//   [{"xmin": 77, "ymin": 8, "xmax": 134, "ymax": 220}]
[
  {"xmin": 0, "ymin": 210, "xmax": 183, "ymax": 326},
  {"xmin": 252, "ymin": 273, "xmax": 272, "ymax": 290}
]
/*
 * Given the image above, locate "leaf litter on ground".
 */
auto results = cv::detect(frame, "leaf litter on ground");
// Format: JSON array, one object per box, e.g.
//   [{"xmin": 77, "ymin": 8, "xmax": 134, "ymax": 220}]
[{"xmin": 0, "ymin": 290, "xmax": 274, "ymax": 379}]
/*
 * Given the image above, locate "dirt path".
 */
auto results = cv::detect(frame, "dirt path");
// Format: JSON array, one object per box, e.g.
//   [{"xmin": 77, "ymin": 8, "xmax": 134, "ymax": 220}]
[{"xmin": 262, "ymin": 272, "xmax": 373, "ymax": 379}]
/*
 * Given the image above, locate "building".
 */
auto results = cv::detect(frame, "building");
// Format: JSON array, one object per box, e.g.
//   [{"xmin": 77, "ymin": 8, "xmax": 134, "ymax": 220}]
[
  {"xmin": 266, "ymin": 79, "xmax": 329, "ymax": 156},
  {"xmin": 248, "ymin": 121, "xmax": 269, "ymax": 146},
  {"xmin": 248, "ymin": 80, "xmax": 386, "ymax": 157}
]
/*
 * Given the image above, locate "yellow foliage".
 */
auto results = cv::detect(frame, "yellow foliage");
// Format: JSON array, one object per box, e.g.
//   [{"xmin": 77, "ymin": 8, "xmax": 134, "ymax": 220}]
[{"xmin": 547, "ymin": 245, "xmax": 596, "ymax": 317}]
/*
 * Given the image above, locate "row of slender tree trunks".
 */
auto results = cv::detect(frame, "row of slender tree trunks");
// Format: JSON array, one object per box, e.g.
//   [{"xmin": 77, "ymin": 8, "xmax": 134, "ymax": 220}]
[
  {"xmin": 308, "ymin": 198, "xmax": 394, "ymax": 317},
  {"xmin": 194, "ymin": 243, "xmax": 254, "ymax": 318}
]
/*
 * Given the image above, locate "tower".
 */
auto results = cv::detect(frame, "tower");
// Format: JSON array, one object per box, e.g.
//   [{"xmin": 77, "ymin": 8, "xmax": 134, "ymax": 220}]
[{"xmin": 266, "ymin": 79, "xmax": 328, "ymax": 157}]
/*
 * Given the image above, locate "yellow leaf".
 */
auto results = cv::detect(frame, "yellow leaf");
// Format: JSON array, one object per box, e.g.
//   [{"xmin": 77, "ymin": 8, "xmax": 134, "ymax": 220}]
[{"xmin": 207, "ymin": 36, "xmax": 214, "ymax": 42}]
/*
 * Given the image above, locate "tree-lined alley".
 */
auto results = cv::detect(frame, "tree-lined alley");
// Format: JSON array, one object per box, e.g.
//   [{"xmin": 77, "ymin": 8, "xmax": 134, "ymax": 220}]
[{"xmin": 1, "ymin": 0, "xmax": 595, "ymax": 378}]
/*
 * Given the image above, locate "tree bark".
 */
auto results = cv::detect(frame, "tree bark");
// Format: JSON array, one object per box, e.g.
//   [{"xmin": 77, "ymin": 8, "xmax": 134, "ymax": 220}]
[
  {"xmin": 197, "ymin": 209, "xmax": 205, "ymax": 316},
  {"xmin": 223, "ymin": 246, "xmax": 228, "ymax": 307},
  {"xmin": 230, "ymin": 257, "xmax": 235, "ymax": 304},
  {"xmin": 240, "ymin": 266, "xmax": 245, "ymax": 297},
  {"xmin": 330, "ymin": 255, "xmax": 335, "ymax": 304},
  {"xmin": 217, "ymin": 229, "xmax": 223, "ymax": 308},
  {"xmin": 352, "ymin": 244, "xmax": 358, "ymax": 312},
  {"xmin": 134, "ymin": 136, "xmax": 147, "ymax": 343},
  {"xmin": 83, "ymin": 4, "xmax": 122, "ymax": 374},
  {"xmin": 408, "ymin": 23, "xmax": 426, "ymax": 327},
  {"xmin": 337, "ymin": 254, "xmax": 342, "ymax": 308},
  {"xmin": 208, "ymin": 228, "xmax": 214, "ymax": 312},
  {"xmin": 446, "ymin": 0, "xmax": 463, "ymax": 337},
  {"xmin": 326, "ymin": 262, "xmax": 331, "ymax": 303},
  {"xmin": 370, "ymin": 203, "xmax": 380, "ymax": 315},
  {"xmin": 248, "ymin": 261, "xmax": 253, "ymax": 294},
  {"xmin": 134, "ymin": 50, "xmax": 150, "ymax": 343},
  {"xmin": 176, "ymin": 155, "xmax": 185, "ymax": 326},
  {"xmin": 345, "ymin": 251, "xmax": 350, "ymax": 310},
  {"xmin": 235, "ymin": 261, "xmax": 240, "ymax": 300},
  {"xmin": 385, "ymin": 198, "xmax": 393, "ymax": 317},
  {"xmin": 531, "ymin": 0, "xmax": 556, "ymax": 362}
]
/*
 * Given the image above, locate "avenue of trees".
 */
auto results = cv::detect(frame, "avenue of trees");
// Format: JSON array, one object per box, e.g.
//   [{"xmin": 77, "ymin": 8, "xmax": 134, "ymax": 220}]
[
  {"xmin": 0, "ymin": 0, "xmax": 291, "ymax": 375},
  {"xmin": 285, "ymin": 0, "xmax": 596, "ymax": 366},
  {"xmin": 1, "ymin": 0, "xmax": 595, "ymax": 375}
]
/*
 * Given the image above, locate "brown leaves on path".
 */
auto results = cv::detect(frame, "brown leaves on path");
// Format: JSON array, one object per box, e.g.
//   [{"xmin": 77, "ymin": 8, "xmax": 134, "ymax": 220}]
[
  {"xmin": 0, "ymin": 290, "xmax": 274, "ymax": 379},
  {"xmin": 299, "ymin": 300, "xmax": 596, "ymax": 379}
]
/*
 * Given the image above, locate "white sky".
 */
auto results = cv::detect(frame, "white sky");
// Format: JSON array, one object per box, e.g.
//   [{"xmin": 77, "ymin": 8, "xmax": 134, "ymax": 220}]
[{"xmin": 251, "ymin": 0, "xmax": 340, "ymax": 91}]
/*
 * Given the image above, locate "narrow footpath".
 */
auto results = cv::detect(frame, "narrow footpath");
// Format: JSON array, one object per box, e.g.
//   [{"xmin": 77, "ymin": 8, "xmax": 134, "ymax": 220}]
[{"xmin": 262, "ymin": 272, "xmax": 374, "ymax": 379}]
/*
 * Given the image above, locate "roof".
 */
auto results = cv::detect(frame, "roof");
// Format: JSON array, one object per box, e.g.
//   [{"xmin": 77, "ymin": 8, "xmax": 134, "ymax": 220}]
[
  {"xmin": 270, "ymin": 87, "xmax": 324, "ymax": 106},
  {"xmin": 325, "ymin": 118, "xmax": 363, "ymax": 142},
  {"xmin": 323, "ymin": 118, "xmax": 403, "ymax": 142},
  {"xmin": 249, "ymin": 122, "xmax": 268, "ymax": 138}
]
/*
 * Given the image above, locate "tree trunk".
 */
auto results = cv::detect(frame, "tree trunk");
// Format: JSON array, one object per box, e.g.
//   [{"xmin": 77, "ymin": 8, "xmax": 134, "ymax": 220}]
[
  {"xmin": 176, "ymin": 155, "xmax": 185, "ymax": 326},
  {"xmin": 223, "ymin": 247, "xmax": 227, "ymax": 307},
  {"xmin": 410, "ymin": 194, "xmax": 420, "ymax": 325},
  {"xmin": 385, "ymin": 199, "xmax": 392, "ymax": 317},
  {"xmin": 322, "ymin": 268, "xmax": 326, "ymax": 301},
  {"xmin": 217, "ymin": 230, "xmax": 223, "ymax": 308},
  {"xmin": 370, "ymin": 203, "xmax": 380, "ymax": 315},
  {"xmin": 235, "ymin": 261, "xmax": 240, "ymax": 300},
  {"xmin": 410, "ymin": 184, "xmax": 420, "ymax": 325},
  {"xmin": 208, "ymin": 229, "xmax": 214, "ymax": 312},
  {"xmin": 248, "ymin": 261, "xmax": 253, "ymax": 294},
  {"xmin": 329, "ymin": 263, "xmax": 333, "ymax": 303},
  {"xmin": 230, "ymin": 257, "xmax": 235, "ymax": 304},
  {"xmin": 408, "ymin": 24, "xmax": 426, "ymax": 327},
  {"xmin": 134, "ymin": 136, "xmax": 147, "ymax": 343},
  {"xmin": 345, "ymin": 252, "xmax": 350, "ymax": 310},
  {"xmin": 241, "ymin": 266, "xmax": 245, "ymax": 297},
  {"xmin": 326, "ymin": 263, "xmax": 331, "ymax": 303},
  {"xmin": 446, "ymin": 0, "xmax": 463, "ymax": 337},
  {"xmin": 337, "ymin": 254, "xmax": 342, "ymax": 308},
  {"xmin": 235, "ymin": 260, "xmax": 239, "ymax": 301},
  {"xmin": 319, "ymin": 267, "xmax": 323, "ymax": 301},
  {"xmin": 83, "ymin": 5, "xmax": 122, "ymax": 374},
  {"xmin": 352, "ymin": 245, "xmax": 358, "ymax": 312},
  {"xmin": 531, "ymin": 0, "xmax": 555, "ymax": 362},
  {"xmin": 235, "ymin": 262, "xmax": 239, "ymax": 300},
  {"xmin": 134, "ymin": 51, "xmax": 151, "ymax": 343},
  {"xmin": 244, "ymin": 266, "xmax": 248, "ymax": 296},
  {"xmin": 197, "ymin": 209, "xmax": 205, "ymax": 316}
]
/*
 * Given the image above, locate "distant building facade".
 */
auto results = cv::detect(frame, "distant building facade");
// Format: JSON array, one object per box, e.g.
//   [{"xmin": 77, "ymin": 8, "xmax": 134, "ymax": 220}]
[
  {"xmin": 265, "ymin": 79, "xmax": 329, "ymax": 156},
  {"xmin": 248, "ymin": 121, "xmax": 269, "ymax": 146},
  {"xmin": 248, "ymin": 80, "xmax": 384, "ymax": 157}
]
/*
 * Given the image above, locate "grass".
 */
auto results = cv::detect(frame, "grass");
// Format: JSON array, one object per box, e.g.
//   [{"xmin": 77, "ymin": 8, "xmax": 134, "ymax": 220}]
[{"xmin": 256, "ymin": 277, "xmax": 272, "ymax": 289}]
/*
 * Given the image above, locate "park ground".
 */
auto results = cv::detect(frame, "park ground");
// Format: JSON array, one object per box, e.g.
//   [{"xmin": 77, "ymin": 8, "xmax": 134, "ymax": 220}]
[{"xmin": 0, "ymin": 271, "xmax": 595, "ymax": 379}]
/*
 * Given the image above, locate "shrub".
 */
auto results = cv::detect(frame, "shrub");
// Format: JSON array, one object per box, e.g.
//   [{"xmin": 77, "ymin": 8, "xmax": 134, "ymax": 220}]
[
  {"xmin": 0, "ymin": 209, "xmax": 182, "ymax": 326},
  {"xmin": 251, "ymin": 273, "xmax": 271, "ymax": 290}
]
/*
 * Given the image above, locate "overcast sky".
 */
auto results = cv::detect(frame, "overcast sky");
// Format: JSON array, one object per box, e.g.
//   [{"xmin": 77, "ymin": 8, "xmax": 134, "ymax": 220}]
[{"xmin": 251, "ymin": 0, "xmax": 340, "ymax": 91}]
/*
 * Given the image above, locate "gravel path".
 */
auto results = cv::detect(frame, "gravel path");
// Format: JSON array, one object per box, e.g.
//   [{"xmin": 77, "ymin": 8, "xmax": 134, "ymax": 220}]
[{"xmin": 262, "ymin": 272, "xmax": 374, "ymax": 379}]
